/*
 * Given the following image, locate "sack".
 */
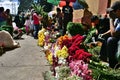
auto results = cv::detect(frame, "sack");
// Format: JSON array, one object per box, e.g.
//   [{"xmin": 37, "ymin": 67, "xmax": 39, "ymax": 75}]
[{"xmin": 47, "ymin": 0, "xmax": 60, "ymax": 5}]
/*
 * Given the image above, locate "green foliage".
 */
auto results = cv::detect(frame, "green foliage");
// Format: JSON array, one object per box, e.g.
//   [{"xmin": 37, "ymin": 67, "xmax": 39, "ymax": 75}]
[
  {"xmin": 89, "ymin": 63, "xmax": 120, "ymax": 80},
  {"xmin": 43, "ymin": 71, "xmax": 55, "ymax": 80},
  {"xmin": 67, "ymin": 22, "xmax": 84, "ymax": 36},
  {"xmin": 83, "ymin": 28, "xmax": 97, "ymax": 44},
  {"xmin": 66, "ymin": 75, "xmax": 82, "ymax": 80},
  {"xmin": 89, "ymin": 51, "xmax": 120, "ymax": 80},
  {"xmin": 32, "ymin": 3, "xmax": 45, "ymax": 15},
  {"xmin": 0, "ymin": 25, "xmax": 13, "ymax": 36},
  {"xmin": 88, "ymin": 46, "xmax": 101, "ymax": 56},
  {"xmin": 32, "ymin": 3, "xmax": 50, "ymax": 28}
]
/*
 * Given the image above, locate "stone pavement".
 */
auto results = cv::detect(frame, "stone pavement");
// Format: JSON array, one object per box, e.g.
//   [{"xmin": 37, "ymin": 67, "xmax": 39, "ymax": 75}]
[{"xmin": 0, "ymin": 35, "xmax": 50, "ymax": 80}]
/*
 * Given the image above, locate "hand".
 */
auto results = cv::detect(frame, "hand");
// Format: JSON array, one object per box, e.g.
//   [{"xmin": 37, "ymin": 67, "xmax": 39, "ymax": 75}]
[{"xmin": 98, "ymin": 34, "xmax": 103, "ymax": 39}]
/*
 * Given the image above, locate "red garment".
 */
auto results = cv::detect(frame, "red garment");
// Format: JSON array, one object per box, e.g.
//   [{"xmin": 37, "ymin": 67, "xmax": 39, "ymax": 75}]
[{"xmin": 33, "ymin": 13, "xmax": 39, "ymax": 25}]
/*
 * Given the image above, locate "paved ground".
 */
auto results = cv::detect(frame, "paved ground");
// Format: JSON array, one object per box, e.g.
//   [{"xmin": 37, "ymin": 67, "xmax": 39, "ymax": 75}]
[{"xmin": 0, "ymin": 35, "xmax": 50, "ymax": 80}]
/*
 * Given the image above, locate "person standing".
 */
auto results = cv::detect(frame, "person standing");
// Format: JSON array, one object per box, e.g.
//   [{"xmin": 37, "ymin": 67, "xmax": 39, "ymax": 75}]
[
  {"xmin": 0, "ymin": 7, "xmax": 7, "ymax": 27},
  {"xmin": 14, "ymin": 11, "xmax": 21, "ymax": 28},
  {"xmin": 24, "ymin": 14, "xmax": 31, "ymax": 35},
  {"xmin": 5, "ymin": 9, "xmax": 13, "ymax": 36},
  {"xmin": 62, "ymin": 0, "xmax": 73, "ymax": 35},
  {"xmin": 32, "ymin": 11, "xmax": 42, "ymax": 39},
  {"xmin": 56, "ymin": 7, "xmax": 63, "ymax": 30},
  {"xmin": 5, "ymin": 9, "xmax": 12, "ymax": 26}
]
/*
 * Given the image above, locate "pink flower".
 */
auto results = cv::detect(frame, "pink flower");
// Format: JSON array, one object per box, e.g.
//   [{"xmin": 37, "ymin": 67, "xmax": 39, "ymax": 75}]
[{"xmin": 69, "ymin": 60, "xmax": 92, "ymax": 80}]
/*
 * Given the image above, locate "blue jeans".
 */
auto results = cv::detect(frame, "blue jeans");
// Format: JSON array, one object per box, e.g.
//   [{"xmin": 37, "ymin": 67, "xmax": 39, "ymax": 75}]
[
  {"xmin": 34, "ymin": 24, "xmax": 41, "ymax": 38},
  {"xmin": 107, "ymin": 37, "xmax": 119, "ymax": 68},
  {"xmin": 99, "ymin": 38, "xmax": 107, "ymax": 61},
  {"xmin": 100, "ymin": 37, "xmax": 119, "ymax": 68}
]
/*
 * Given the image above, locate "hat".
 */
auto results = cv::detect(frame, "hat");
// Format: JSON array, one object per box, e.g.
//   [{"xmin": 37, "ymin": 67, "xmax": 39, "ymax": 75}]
[{"xmin": 107, "ymin": 1, "xmax": 120, "ymax": 12}]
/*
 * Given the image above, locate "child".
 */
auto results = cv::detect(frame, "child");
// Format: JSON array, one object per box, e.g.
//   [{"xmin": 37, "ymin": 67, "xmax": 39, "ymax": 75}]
[{"xmin": 24, "ymin": 15, "xmax": 31, "ymax": 35}]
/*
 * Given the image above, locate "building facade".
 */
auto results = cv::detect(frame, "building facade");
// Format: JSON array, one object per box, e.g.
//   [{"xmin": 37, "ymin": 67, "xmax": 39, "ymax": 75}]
[{"xmin": 0, "ymin": 0, "xmax": 19, "ymax": 14}]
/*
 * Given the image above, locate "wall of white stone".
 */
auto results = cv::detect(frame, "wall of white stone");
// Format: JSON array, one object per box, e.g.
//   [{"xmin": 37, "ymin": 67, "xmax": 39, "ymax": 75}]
[{"xmin": 0, "ymin": 1, "xmax": 19, "ymax": 15}]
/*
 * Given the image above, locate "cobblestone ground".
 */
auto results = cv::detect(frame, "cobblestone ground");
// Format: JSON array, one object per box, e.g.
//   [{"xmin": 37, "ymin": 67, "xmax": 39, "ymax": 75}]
[{"xmin": 0, "ymin": 35, "xmax": 50, "ymax": 80}]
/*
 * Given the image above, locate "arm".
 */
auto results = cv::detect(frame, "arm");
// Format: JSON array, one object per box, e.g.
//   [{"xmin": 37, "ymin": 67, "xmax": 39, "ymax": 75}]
[
  {"xmin": 110, "ymin": 19, "xmax": 116, "ymax": 36},
  {"xmin": 110, "ymin": 18, "xmax": 120, "ymax": 37}
]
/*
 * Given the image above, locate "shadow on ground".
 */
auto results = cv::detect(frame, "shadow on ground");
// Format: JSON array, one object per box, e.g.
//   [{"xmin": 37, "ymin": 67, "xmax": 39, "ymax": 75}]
[{"xmin": 0, "ymin": 47, "xmax": 20, "ymax": 56}]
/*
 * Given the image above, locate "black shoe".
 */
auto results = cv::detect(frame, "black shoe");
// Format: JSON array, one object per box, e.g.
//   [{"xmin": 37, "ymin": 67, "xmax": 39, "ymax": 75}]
[{"xmin": 34, "ymin": 37, "xmax": 38, "ymax": 39}]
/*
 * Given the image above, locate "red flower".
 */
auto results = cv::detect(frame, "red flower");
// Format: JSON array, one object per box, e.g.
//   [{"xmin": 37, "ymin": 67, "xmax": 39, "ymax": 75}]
[
  {"xmin": 68, "ymin": 45, "xmax": 80, "ymax": 56},
  {"xmin": 73, "ymin": 49, "xmax": 92, "ymax": 62},
  {"xmin": 72, "ymin": 34, "xmax": 84, "ymax": 46},
  {"xmin": 61, "ymin": 38, "xmax": 72, "ymax": 48}
]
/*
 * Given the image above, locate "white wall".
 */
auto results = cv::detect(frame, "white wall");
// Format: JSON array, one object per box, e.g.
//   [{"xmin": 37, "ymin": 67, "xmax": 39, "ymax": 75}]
[{"xmin": 0, "ymin": 1, "xmax": 19, "ymax": 14}]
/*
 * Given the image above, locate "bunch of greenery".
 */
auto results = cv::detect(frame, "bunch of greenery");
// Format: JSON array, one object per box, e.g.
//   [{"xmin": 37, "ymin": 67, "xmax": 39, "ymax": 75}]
[
  {"xmin": 32, "ymin": 3, "xmax": 50, "ymax": 28},
  {"xmin": 89, "ymin": 55, "xmax": 120, "ymax": 80},
  {"xmin": 31, "ymin": 3, "xmax": 46, "ymax": 15},
  {"xmin": 0, "ymin": 25, "xmax": 13, "ymax": 36},
  {"xmin": 67, "ymin": 22, "xmax": 84, "ymax": 36},
  {"xmin": 66, "ymin": 75, "xmax": 82, "ymax": 80},
  {"xmin": 43, "ymin": 71, "xmax": 55, "ymax": 80}
]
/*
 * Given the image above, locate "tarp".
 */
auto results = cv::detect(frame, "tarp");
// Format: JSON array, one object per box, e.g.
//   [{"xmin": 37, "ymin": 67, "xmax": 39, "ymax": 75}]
[
  {"xmin": 47, "ymin": 0, "xmax": 60, "ymax": 5},
  {"xmin": 73, "ymin": 0, "xmax": 84, "ymax": 10},
  {"xmin": 59, "ymin": 1, "xmax": 73, "ymax": 7}
]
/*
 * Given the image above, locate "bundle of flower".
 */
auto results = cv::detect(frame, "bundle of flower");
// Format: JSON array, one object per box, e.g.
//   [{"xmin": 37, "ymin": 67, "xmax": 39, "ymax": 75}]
[
  {"xmin": 59, "ymin": 34, "xmax": 92, "ymax": 63},
  {"xmin": 43, "ymin": 32, "xmax": 93, "ymax": 79},
  {"xmin": 71, "ymin": 34, "xmax": 85, "ymax": 46},
  {"xmin": 45, "ymin": 50, "xmax": 53, "ymax": 65},
  {"xmin": 43, "ymin": 30, "xmax": 61, "ymax": 51},
  {"xmin": 44, "ymin": 30, "xmax": 50, "ymax": 43},
  {"xmin": 57, "ymin": 34, "xmax": 84, "ymax": 49},
  {"xmin": 68, "ymin": 34, "xmax": 85, "ymax": 55},
  {"xmin": 56, "ymin": 46, "xmax": 69, "ymax": 59},
  {"xmin": 55, "ymin": 66, "xmax": 71, "ymax": 79},
  {"xmin": 72, "ymin": 49, "xmax": 92, "ymax": 62},
  {"xmin": 69, "ymin": 60, "xmax": 92, "ymax": 80},
  {"xmin": 57, "ymin": 35, "xmax": 71, "ymax": 48},
  {"xmin": 38, "ymin": 28, "xmax": 46, "ymax": 47}
]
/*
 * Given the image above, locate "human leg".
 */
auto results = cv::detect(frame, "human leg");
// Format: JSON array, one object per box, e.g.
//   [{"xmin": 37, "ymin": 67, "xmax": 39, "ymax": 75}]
[
  {"xmin": 99, "ymin": 38, "xmax": 107, "ymax": 62},
  {"xmin": 34, "ymin": 24, "xmax": 39, "ymax": 39},
  {"xmin": 34, "ymin": 24, "xmax": 42, "ymax": 39},
  {"xmin": 107, "ymin": 37, "xmax": 119, "ymax": 68}
]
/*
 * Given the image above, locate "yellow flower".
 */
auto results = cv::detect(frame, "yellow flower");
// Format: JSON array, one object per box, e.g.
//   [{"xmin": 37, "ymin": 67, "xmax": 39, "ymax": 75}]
[
  {"xmin": 38, "ymin": 28, "xmax": 46, "ymax": 47},
  {"xmin": 47, "ymin": 53, "xmax": 53, "ymax": 65},
  {"xmin": 56, "ymin": 46, "xmax": 69, "ymax": 59}
]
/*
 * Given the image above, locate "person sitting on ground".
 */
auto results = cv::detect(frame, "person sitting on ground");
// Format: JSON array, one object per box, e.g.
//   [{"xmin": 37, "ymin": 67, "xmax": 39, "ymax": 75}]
[
  {"xmin": 83, "ymin": 15, "xmax": 100, "ymax": 45},
  {"xmin": 99, "ymin": 1, "xmax": 120, "ymax": 68}
]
